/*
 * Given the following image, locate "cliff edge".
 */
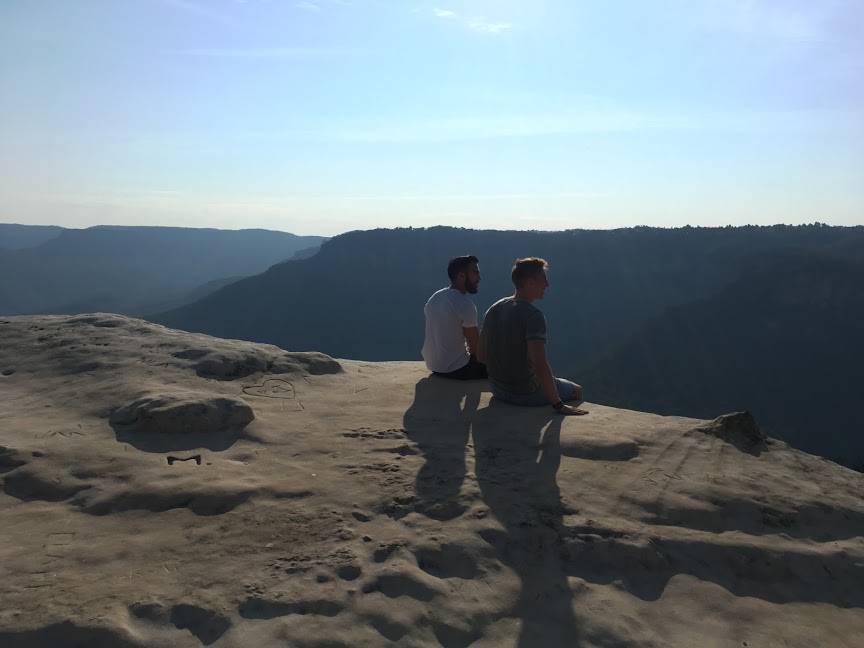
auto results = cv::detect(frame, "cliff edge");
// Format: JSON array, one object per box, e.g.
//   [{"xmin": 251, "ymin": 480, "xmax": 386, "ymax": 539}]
[{"xmin": 1, "ymin": 315, "xmax": 862, "ymax": 647}]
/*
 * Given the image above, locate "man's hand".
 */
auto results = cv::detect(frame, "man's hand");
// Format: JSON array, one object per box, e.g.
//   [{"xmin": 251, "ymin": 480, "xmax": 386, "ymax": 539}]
[
  {"xmin": 558, "ymin": 404, "xmax": 588, "ymax": 416},
  {"xmin": 463, "ymin": 326, "xmax": 480, "ymax": 358}
]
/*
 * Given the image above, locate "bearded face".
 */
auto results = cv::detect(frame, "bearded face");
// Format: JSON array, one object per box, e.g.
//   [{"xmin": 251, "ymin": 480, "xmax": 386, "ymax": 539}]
[{"xmin": 465, "ymin": 263, "xmax": 481, "ymax": 294}]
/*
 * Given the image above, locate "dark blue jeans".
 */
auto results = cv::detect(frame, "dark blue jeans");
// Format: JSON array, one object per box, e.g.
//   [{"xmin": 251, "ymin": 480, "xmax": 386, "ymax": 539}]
[{"xmin": 491, "ymin": 378, "xmax": 578, "ymax": 406}]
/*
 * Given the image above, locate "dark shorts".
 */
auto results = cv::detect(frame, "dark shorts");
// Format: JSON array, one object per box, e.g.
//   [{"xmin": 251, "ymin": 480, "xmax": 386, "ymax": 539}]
[{"xmin": 433, "ymin": 355, "xmax": 488, "ymax": 381}]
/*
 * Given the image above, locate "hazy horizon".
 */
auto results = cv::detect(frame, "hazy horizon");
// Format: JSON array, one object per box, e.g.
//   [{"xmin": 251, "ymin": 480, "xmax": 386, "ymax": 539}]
[
  {"xmin": 2, "ymin": 1, "xmax": 863, "ymax": 236},
  {"xmin": 5, "ymin": 220, "xmax": 862, "ymax": 239}
]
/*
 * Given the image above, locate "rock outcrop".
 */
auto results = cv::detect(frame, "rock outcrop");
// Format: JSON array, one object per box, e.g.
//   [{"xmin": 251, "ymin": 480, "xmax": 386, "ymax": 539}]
[
  {"xmin": 693, "ymin": 410, "xmax": 766, "ymax": 451},
  {"xmin": 110, "ymin": 393, "xmax": 255, "ymax": 436},
  {"xmin": 1, "ymin": 315, "xmax": 862, "ymax": 648}
]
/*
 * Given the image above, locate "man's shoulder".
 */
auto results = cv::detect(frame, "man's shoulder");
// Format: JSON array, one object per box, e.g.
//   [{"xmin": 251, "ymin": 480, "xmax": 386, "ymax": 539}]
[
  {"xmin": 484, "ymin": 297, "xmax": 513, "ymax": 321},
  {"xmin": 443, "ymin": 288, "xmax": 476, "ymax": 307},
  {"xmin": 427, "ymin": 287, "xmax": 454, "ymax": 304},
  {"xmin": 488, "ymin": 297, "xmax": 540, "ymax": 314},
  {"xmin": 522, "ymin": 301, "xmax": 543, "ymax": 315},
  {"xmin": 428, "ymin": 287, "xmax": 475, "ymax": 312},
  {"xmin": 488, "ymin": 296, "xmax": 513, "ymax": 310}
]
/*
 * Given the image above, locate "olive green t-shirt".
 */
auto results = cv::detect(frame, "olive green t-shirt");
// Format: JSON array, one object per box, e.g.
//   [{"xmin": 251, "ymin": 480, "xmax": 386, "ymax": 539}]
[{"xmin": 481, "ymin": 297, "xmax": 547, "ymax": 394}]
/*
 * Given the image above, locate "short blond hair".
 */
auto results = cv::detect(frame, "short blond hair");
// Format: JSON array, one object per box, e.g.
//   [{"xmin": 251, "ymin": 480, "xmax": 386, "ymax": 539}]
[{"xmin": 511, "ymin": 257, "xmax": 548, "ymax": 287}]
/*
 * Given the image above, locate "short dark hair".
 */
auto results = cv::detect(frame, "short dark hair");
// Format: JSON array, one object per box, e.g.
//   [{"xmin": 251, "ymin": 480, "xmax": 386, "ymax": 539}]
[
  {"xmin": 511, "ymin": 257, "xmax": 548, "ymax": 287},
  {"xmin": 447, "ymin": 255, "xmax": 479, "ymax": 281}
]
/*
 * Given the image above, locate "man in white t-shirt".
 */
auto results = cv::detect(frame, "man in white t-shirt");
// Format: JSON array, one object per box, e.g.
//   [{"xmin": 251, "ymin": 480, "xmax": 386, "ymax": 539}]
[{"xmin": 421, "ymin": 255, "xmax": 488, "ymax": 380}]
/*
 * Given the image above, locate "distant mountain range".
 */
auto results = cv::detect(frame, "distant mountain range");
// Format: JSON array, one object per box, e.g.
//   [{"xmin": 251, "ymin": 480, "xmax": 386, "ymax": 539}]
[
  {"xmin": 152, "ymin": 224, "xmax": 864, "ymax": 468},
  {"xmin": 0, "ymin": 225, "xmax": 326, "ymax": 316},
  {"xmin": 0, "ymin": 224, "xmax": 65, "ymax": 250},
  {"xmin": 580, "ymin": 246, "xmax": 864, "ymax": 464}
]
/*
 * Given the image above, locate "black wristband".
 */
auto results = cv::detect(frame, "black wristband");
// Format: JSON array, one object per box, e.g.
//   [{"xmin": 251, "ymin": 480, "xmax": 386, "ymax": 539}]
[{"xmin": 552, "ymin": 400, "xmax": 564, "ymax": 411}]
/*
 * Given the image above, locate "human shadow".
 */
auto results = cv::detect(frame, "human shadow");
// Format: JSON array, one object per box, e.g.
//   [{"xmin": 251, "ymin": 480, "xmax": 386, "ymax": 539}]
[
  {"xmin": 471, "ymin": 402, "xmax": 580, "ymax": 647},
  {"xmin": 402, "ymin": 376, "xmax": 485, "ymax": 521},
  {"xmin": 471, "ymin": 413, "xmax": 864, "ymax": 613}
]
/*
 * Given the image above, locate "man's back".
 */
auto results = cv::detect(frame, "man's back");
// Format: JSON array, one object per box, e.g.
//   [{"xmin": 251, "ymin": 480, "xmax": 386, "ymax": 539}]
[
  {"xmin": 422, "ymin": 287, "xmax": 477, "ymax": 373},
  {"xmin": 482, "ymin": 297, "xmax": 547, "ymax": 395}
]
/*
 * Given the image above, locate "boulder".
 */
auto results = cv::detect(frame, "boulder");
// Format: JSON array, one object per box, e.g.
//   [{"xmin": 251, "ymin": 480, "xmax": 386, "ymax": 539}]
[
  {"xmin": 694, "ymin": 411, "xmax": 766, "ymax": 451},
  {"xmin": 109, "ymin": 393, "xmax": 254, "ymax": 435}
]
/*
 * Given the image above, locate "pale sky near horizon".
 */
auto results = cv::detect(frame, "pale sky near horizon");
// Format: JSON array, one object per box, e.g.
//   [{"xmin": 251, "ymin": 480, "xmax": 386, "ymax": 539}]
[{"xmin": 1, "ymin": 0, "xmax": 863, "ymax": 236}]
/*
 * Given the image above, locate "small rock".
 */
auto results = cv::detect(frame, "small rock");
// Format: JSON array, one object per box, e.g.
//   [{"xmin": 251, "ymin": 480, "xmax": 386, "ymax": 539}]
[{"xmin": 694, "ymin": 411, "xmax": 765, "ymax": 451}]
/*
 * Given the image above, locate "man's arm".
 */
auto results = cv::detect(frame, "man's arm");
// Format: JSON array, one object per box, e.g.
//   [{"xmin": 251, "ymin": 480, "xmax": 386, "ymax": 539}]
[
  {"xmin": 528, "ymin": 340, "xmax": 558, "ymax": 402},
  {"xmin": 475, "ymin": 327, "xmax": 487, "ymax": 364},
  {"xmin": 463, "ymin": 326, "xmax": 480, "ymax": 358},
  {"xmin": 528, "ymin": 341, "xmax": 587, "ymax": 415}
]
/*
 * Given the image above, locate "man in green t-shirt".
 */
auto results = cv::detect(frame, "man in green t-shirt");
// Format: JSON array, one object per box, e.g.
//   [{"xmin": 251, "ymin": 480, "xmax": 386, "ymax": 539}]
[{"xmin": 477, "ymin": 257, "xmax": 588, "ymax": 415}]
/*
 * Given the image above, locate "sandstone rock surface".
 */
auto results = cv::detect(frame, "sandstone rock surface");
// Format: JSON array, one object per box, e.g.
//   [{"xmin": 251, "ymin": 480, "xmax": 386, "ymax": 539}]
[{"xmin": 1, "ymin": 315, "xmax": 862, "ymax": 648}]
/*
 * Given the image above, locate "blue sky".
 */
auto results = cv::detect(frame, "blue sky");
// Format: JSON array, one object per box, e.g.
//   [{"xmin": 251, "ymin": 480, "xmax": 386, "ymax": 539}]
[{"xmin": 1, "ymin": 0, "xmax": 862, "ymax": 235}]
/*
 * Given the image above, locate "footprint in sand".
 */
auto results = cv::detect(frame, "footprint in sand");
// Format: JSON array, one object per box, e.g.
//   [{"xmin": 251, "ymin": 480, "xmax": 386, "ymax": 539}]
[
  {"xmin": 372, "ymin": 541, "xmax": 407, "ymax": 563},
  {"xmin": 130, "ymin": 602, "xmax": 232, "ymax": 646},
  {"xmin": 337, "ymin": 564, "xmax": 362, "ymax": 581},
  {"xmin": 238, "ymin": 597, "xmax": 344, "ymax": 619},
  {"xmin": 342, "ymin": 427, "xmax": 407, "ymax": 440},
  {"xmin": 361, "ymin": 571, "xmax": 438, "ymax": 602},
  {"xmin": 412, "ymin": 544, "xmax": 481, "ymax": 580}
]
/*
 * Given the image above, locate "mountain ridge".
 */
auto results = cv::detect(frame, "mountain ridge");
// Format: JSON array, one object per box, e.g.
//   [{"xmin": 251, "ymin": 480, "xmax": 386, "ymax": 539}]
[
  {"xmin": 579, "ymin": 247, "xmax": 864, "ymax": 465},
  {"xmin": 0, "ymin": 225, "xmax": 327, "ymax": 316}
]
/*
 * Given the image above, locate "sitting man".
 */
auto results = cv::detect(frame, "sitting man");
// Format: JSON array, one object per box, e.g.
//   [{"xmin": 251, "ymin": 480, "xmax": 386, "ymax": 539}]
[
  {"xmin": 477, "ymin": 257, "xmax": 587, "ymax": 415},
  {"xmin": 421, "ymin": 255, "xmax": 488, "ymax": 380}
]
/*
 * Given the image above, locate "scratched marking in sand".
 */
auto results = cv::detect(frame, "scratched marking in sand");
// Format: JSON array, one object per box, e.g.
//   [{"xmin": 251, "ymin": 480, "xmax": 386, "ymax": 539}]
[
  {"xmin": 640, "ymin": 467, "xmax": 685, "ymax": 488},
  {"xmin": 167, "ymin": 455, "xmax": 202, "ymax": 466},
  {"xmin": 243, "ymin": 378, "xmax": 303, "ymax": 411},
  {"xmin": 243, "ymin": 378, "xmax": 296, "ymax": 399},
  {"xmin": 43, "ymin": 532, "xmax": 75, "ymax": 559},
  {"xmin": 28, "ymin": 532, "xmax": 76, "ymax": 589},
  {"xmin": 36, "ymin": 428, "xmax": 86, "ymax": 440}
]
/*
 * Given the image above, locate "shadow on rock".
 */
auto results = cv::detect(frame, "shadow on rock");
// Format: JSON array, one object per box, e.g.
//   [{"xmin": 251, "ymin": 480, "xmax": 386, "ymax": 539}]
[
  {"xmin": 403, "ymin": 376, "xmax": 486, "ymax": 521},
  {"xmin": 0, "ymin": 621, "xmax": 144, "ymax": 648},
  {"xmin": 472, "ymin": 401, "xmax": 581, "ymax": 647}
]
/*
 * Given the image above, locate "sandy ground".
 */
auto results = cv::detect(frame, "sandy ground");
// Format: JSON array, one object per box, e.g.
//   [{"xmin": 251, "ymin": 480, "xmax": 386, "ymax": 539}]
[{"xmin": 1, "ymin": 314, "xmax": 863, "ymax": 648}]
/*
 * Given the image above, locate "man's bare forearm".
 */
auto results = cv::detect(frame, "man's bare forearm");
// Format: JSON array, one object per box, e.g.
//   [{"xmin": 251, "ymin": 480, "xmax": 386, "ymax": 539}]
[
  {"xmin": 534, "ymin": 361, "xmax": 560, "ymax": 404},
  {"xmin": 464, "ymin": 327, "xmax": 481, "ymax": 359},
  {"xmin": 475, "ymin": 331, "xmax": 486, "ymax": 364}
]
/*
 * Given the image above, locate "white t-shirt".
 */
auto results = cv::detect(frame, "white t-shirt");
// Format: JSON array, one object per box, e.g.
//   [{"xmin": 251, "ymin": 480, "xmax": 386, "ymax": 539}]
[{"xmin": 421, "ymin": 287, "xmax": 478, "ymax": 373}]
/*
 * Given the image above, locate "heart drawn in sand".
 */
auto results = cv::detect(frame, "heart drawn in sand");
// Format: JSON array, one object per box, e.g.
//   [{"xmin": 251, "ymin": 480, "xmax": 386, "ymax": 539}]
[{"xmin": 243, "ymin": 378, "xmax": 296, "ymax": 399}]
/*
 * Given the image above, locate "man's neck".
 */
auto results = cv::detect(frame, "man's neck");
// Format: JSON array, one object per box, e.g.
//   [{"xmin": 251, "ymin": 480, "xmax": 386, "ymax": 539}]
[
  {"xmin": 513, "ymin": 290, "xmax": 533, "ymax": 303},
  {"xmin": 449, "ymin": 283, "xmax": 467, "ymax": 295}
]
